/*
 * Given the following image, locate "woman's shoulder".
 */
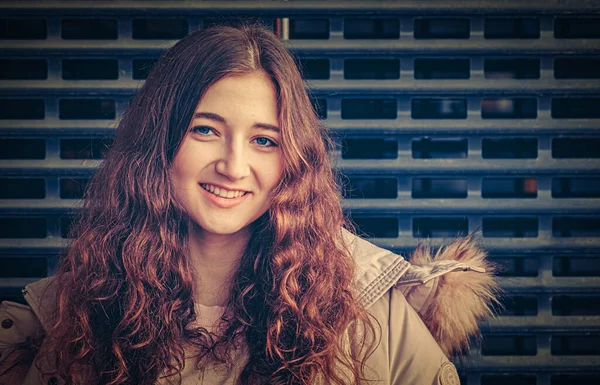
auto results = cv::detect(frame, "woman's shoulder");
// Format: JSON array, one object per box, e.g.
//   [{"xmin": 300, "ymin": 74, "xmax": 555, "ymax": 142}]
[
  {"xmin": 0, "ymin": 281, "xmax": 50, "ymax": 384},
  {"xmin": 344, "ymin": 229, "xmax": 502, "ymax": 358},
  {"xmin": 342, "ymin": 229, "xmax": 411, "ymax": 308},
  {"xmin": 1, "ymin": 276, "xmax": 58, "ymax": 338}
]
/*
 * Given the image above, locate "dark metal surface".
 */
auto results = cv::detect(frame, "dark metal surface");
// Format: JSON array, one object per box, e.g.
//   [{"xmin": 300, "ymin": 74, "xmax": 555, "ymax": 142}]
[{"xmin": 1, "ymin": 2, "xmax": 599, "ymax": 382}]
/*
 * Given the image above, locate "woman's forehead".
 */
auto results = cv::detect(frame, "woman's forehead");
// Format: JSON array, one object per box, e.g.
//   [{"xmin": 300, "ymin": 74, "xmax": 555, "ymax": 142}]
[{"xmin": 192, "ymin": 71, "xmax": 280, "ymax": 128}]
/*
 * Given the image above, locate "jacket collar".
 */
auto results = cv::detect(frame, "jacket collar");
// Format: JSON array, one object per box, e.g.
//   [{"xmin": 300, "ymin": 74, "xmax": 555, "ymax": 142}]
[
  {"xmin": 340, "ymin": 229, "xmax": 410, "ymax": 309},
  {"xmin": 23, "ymin": 276, "xmax": 56, "ymax": 332}
]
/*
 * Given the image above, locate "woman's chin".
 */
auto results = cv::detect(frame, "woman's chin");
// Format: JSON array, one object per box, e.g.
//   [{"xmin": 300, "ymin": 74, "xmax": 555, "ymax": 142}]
[{"xmin": 191, "ymin": 220, "xmax": 252, "ymax": 238}]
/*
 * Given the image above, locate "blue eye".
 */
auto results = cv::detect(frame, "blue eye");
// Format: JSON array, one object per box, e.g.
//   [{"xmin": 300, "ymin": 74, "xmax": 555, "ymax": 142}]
[
  {"xmin": 191, "ymin": 126, "xmax": 214, "ymax": 135},
  {"xmin": 254, "ymin": 137, "xmax": 277, "ymax": 147}
]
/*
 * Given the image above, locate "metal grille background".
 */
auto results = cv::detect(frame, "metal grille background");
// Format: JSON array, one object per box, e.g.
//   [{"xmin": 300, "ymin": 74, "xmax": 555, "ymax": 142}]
[{"xmin": 1, "ymin": 1, "xmax": 599, "ymax": 384}]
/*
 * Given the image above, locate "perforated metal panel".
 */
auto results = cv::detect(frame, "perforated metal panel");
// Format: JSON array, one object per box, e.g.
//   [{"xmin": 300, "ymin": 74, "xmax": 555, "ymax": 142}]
[{"xmin": 0, "ymin": 1, "xmax": 599, "ymax": 384}]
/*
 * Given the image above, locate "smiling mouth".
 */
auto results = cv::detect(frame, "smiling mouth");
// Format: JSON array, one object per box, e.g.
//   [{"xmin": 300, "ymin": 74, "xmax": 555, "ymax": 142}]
[{"xmin": 200, "ymin": 183, "xmax": 249, "ymax": 199}]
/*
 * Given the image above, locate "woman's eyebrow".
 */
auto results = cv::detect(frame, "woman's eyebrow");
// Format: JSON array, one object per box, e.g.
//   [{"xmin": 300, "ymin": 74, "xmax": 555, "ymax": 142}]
[
  {"xmin": 254, "ymin": 123, "xmax": 280, "ymax": 133},
  {"xmin": 194, "ymin": 111, "xmax": 226, "ymax": 123},
  {"xmin": 194, "ymin": 111, "xmax": 280, "ymax": 133}
]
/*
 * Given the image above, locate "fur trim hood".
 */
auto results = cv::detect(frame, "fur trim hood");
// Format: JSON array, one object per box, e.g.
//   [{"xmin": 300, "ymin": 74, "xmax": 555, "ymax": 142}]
[{"xmin": 346, "ymin": 230, "xmax": 502, "ymax": 359}]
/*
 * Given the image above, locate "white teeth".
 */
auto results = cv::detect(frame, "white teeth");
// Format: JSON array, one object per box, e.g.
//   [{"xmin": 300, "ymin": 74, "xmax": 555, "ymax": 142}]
[{"xmin": 201, "ymin": 184, "xmax": 247, "ymax": 199}]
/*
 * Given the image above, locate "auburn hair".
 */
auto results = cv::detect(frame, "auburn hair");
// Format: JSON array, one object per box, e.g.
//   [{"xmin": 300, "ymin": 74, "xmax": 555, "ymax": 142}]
[{"xmin": 36, "ymin": 23, "xmax": 378, "ymax": 385}]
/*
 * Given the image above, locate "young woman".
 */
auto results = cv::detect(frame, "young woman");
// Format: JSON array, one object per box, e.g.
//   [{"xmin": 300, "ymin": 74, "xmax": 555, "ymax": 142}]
[{"xmin": 0, "ymin": 24, "xmax": 499, "ymax": 385}]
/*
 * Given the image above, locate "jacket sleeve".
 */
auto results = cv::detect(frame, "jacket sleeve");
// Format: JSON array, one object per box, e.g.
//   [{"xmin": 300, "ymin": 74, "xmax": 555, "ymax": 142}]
[
  {"xmin": 0, "ymin": 300, "xmax": 43, "ymax": 384},
  {"xmin": 395, "ymin": 233, "xmax": 502, "ymax": 358}
]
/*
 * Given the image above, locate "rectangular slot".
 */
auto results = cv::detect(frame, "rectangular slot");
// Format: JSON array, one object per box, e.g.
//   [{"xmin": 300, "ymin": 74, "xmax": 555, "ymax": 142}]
[
  {"xmin": 1, "ymin": 288, "xmax": 28, "ymax": 305},
  {"xmin": 60, "ymin": 138, "xmax": 112, "ymax": 159},
  {"xmin": 341, "ymin": 99, "xmax": 397, "ymax": 119},
  {"xmin": 484, "ymin": 18, "xmax": 540, "ymax": 39},
  {"xmin": 412, "ymin": 217, "xmax": 468, "ymax": 238},
  {"xmin": 0, "ymin": 18, "xmax": 46, "ymax": 39},
  {"xmin": 0, "ymin": 59, "xmax": 47, "ymax": 80},
  {"xmin": 553, "ymin": 256, "xmax": 600, "ymax": 277},
  {"xmin": 62, "ymin": 59, "xmax": 119, "ymax": 80},
  {"xmin": 553, "ymin": 177, "xmax": 600, "ymax": 198},
  {"xmin": 0, "ymin": 218, "xmax": 46, "ymax": 238},
  {"xmin": 551, "ymin": 335, "xmax": 600, "ymax": 355},
  {"xmin": 412, "ymin": 138, "xmax": 467, "ymax": 159},
  {"xmin": 0, "ymin": 257, "xmax": 47, "ymax": 278},
  {"xmin": 551, "ymin": 374, "xmax": 600, "ymax": 385},
  {"xmin": 555, "ymin": 17, "xmax": 600, "ymax": 38},
  {"xmin": 481, "ymin": 335, "xmax": 537, "ymax": 356},
  {"xmin": 553, "ymin": 217, "xmax": 600, "ymax": 237},
  {"xmin": 499, "ymin": 295, "xmax": 538, "ymax": 316},
  {"xmin": 59, "ymin": 99, "xmax": 116, "ymax": 120},
  {"xmin": 310, "ymin": 98, "xmax": 327, "ymax": 119},
  {"xmin": 482, "ymin": 375, "xmax": 537, "ymax": 385},
  {"xmin": 298, "ymin": 58, "xmax": 330, "ymax": 80},
  {"xmin": 0, "ymin": 178, "xmax": 45, "ymax": 199},
  {"xmin": 552, "ymin": 98, "xmax": 600, "ymax": 119},
  {"xmin": 60, "ymin": 178, "xmax": 90, "ymax": 199},
  {"xmin": 414, "ymin": 18, "xmax": 470, "ymax": 39},
  {"xmin": 61, "ymin": 18, "xmax": 117, "ymax": 40},
  {"xmin": 132, "ymin": 58, "xmax": 158, "ymax": 80},
  {"xmin": 342, "ymin": 138, "xmax": 397, "ymax": 159},
  {"xmin": 0, "ymin": 99, "xmax": 44, "ymax": 120},
  {"xmin": 412, "ymin": 178, "xmax": 467, "ymax": 199},
  {"xmin": 344, "ymin": 59, "xmax": 399, "ymax": 80},
  {"xmin": 494, "ymin": 257, "xmax": 539, "ymax": 277},
  {"xmin": 483, "ymin": 217, "xmax": 538, "ymax": 238},
  {"xmin": 553, "ymin": 295, "xmax": 600, "ymax": 316},
  {"xmin": 482, "ymin": 98, "xmax": 537, "ymax": 119},
  {"xmin": 555, "ymin": 58, "xmax": 600, "ymax": 79},
  {"xmin": 484, "ymin": 58, "xmax": 540, "ymax": 79},
  {"xmin": 0, "ymin": 255, "xmax": 48, "ymax": 278},
  {"xmin": 132, "ymin": 18, "xmax": 188, "ymax": 39},
  {"xmin": 351, "ymin": 216, "xmax": 398, "ymax": 238},
  {"xmin": 482, "ymin": 177, "xmax": 538, "ymax": 198},
  {"xmin": 342, "ymin": 177, "xmax": 398, "ymax": 199},
  {"xmin": 0, "ymin": 139, "xmax": 45, "ymax": 159},
  {"xmin": 414, "ymin": 58, "xmax": 469, "ymax": 79},
  {"xmin": 411, "ymin": 98, "xmax": 467, "ymax": 119},
  {"xmin": 482, "ymin": 138, "xmax": 537, "ymax": 159},
  {"xmin": 344, "ymin": 18, "xmax": 400, "ymax": 39},
  {"xmin": 289, "ymin": 19, "xmax": 329, "ymax": 39},
  {"xmin": 60, "ymin": 215, "xmax": 75, "ymax": 238},
  {"xmin": 552, "ymin": 138, "xmax": 600, "ymax": 158}
]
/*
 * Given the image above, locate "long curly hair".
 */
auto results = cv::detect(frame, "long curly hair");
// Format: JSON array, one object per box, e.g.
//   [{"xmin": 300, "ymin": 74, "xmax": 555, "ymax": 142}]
[{"xmin": 36, "ymin": 24, "xmax": 378, "ymax": 385}]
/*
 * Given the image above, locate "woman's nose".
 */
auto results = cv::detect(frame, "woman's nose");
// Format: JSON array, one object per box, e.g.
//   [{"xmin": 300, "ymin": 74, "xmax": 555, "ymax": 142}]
[{"xmin": 215, "ymin": 143, "xmax": 251, "ymax": 180}]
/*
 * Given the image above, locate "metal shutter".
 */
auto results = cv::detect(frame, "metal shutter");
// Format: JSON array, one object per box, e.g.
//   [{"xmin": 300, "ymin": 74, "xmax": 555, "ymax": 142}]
[{"xmin": 1, "ymin": 1, "xmax": 599, "ymax": 383}]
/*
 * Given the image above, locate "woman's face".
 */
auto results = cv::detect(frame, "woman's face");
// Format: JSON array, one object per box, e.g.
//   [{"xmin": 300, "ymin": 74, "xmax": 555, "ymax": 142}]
[{"xmin": 170, "ymin": 71, "xmax": 283, "ymax": 237}]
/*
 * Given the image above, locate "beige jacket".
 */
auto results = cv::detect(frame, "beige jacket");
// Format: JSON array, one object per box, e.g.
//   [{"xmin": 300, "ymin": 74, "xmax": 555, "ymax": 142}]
[{"xmin": 0, "ymin": 231, "xmax": 499, "ymax": 385}]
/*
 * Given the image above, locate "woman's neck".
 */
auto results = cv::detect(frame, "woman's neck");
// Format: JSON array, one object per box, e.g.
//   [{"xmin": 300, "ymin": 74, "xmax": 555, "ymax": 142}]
[{"xmin": 187, "ymin": 223, "xmax": 250, "ymax": 307}]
